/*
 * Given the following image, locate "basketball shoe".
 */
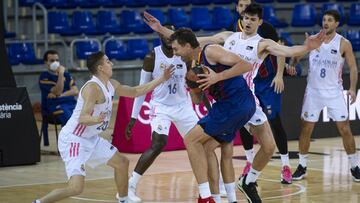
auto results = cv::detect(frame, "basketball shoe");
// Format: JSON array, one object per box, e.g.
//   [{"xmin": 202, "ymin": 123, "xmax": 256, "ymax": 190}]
[{"xmin": 292, "ymin": 164, "xmax": 307, "ymax": 181}]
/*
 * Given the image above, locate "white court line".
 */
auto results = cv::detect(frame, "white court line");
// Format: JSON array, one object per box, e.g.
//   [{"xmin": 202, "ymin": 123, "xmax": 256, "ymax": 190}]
[{"xmin": 70, "ymin": 178, "xmax": 306, "ymax": 202}]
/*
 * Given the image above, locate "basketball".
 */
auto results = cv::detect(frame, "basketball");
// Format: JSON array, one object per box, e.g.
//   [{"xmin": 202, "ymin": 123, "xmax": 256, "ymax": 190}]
[{"xmin": 185, "ymin": 65, "xmax": 210, "ymax": 93}]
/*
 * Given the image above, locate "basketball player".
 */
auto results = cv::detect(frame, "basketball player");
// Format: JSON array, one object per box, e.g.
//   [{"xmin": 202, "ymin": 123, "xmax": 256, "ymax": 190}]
[
  {"xmin": 291, "ymin": 10, "xmax": 360, "ymax": 182},
  {"xmin": 169, "ymin": 27, "xmax": 256, "ymax": 203},
  {"xmin": 122, "ymin": 24, "xmax": 200, "ymax": 202},
  {"xmin": 143, "ymin": 6, "xmax": 325, "ymax": 202},
  {"xmin": 32, "ymin": 51, "xmax": 174, "ymax": 203},
  {"xmin": 232, "ymin": 0, "xmax": 293, "ymax": 185}
]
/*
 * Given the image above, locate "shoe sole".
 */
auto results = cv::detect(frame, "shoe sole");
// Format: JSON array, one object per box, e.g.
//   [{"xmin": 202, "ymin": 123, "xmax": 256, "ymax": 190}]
[
  {"xmin": 281, "ymin": 174, "xmax": 292, "ymax": 184},
  {"xmin": 292, "ymin": 173, "xmax": 307, "ymax": 181},
  {"xmin": 352, "ymin": 177, "xmax": 360, "ymax": 182},
  {"xmin": 236, "ymin": 181, "xmax": 252, "ymax": 203}
]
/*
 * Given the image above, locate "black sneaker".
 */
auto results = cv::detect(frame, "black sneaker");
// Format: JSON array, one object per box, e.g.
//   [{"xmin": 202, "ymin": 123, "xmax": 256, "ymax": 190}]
[
  {"xmin": 292, "ymin": 164, "xmax": 307, "ymax": 180},
  {"xmin": 236, "ymin": 175, "xmax": 262, "ymax": 203},
  {"xmin": 351, "ymin": 166, "xmax": 360, "ymax": 182}
]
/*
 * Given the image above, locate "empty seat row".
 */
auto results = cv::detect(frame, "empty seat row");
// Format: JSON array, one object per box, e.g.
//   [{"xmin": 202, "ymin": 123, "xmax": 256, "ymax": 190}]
[
  {"xmin": 20, "ymin": 0, "xmax": 234, "ymax": 8},
  {"xmin": 268, "ymin": 3, "xmax": 360, "ymax": 28},
  {"xmin": 256, "ymin": 0, "xmax": 358, "ymax": 2},
  {"xmin": 6, "ymin": 43, "xmax": 43, "ymax": 65},
  {"xmin": 48, "ymin": 7, "xmax": 235, "ymax": 36}
]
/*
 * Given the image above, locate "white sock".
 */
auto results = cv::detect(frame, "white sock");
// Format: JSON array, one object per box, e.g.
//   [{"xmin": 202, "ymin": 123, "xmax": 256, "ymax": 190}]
[
  {"xmin": 198, "ymin": 182, "xmax": 211, "ymax": 199},
  {"xmin": 299, "ymin": 154, "xmax": 308, "ymax": 167},
  {"xmin": 34, "ymin": 200, "xmax": 41, "ymax": 203},
  {"xmin": 219, "ymin": 173, "xmax": 225, "ymax": 191},
  {"xmin": 224, "ymin": 182, "xmax": 237, "ymax": 202},
  {"xmin": 245, "ymin": 167, "xmax": 261, "ymax": 185},
  {"xmin": 212, "ymin": 194, "xmax": 221, "ymax": 203},
  {"xmin": 280, "ymin": 153, "xmax": 290, "ymax": 167},
  {"xmin": 118, "ymin": 196, "xmax": 127, "ymax": 203},
  {"xmin": 245, "ymin": 149, "xmax": 254, "ymax": 163},
  {"xmin": 348, "ymin": 153, "xmax": 358, "ymax": 169},
  {"xmin": 129, "ymin": 171, "xmax": 142, "ymax": 188}
]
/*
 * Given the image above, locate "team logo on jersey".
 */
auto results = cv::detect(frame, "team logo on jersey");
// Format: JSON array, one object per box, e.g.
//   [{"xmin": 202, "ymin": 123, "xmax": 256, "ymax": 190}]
[
  {"xmin": 80, "ymin": 164, "xmax": 85, "ymax": 172},
  {"xmin": 315, "ymin": 54, "xmax": 319, "ymax": 58},
  {"xmin": 304, "ymin": 112, "xmax": 308, "ymax": 118},
  {"xmin": 331, "ymin": 49, "xmax": 337, "ymax": 54},
  {"xmin": 341, "ymin": 115, "xmax": 346, "ymax": 119},
  {"xmin": 246, "ymin": 46, "xmax": 253, "ymax": 51},
  {"xmin": 110, "ymin": 146, "xmax": 114, "ymax": 150},
  {"xmin": 160, "ymin": 63, "xmax": 166, "ymax": 70},
  {"xmin": 256, "ymin": 119, "xmax": 261, "ymax": 123},
  {"xmin": 176, "ymin": 64, "xmax": 183, "ymax": 69},
  {"xmin": 157, "ymin": 125, "xmax": 163, "ymax": 131},
  {"xmin": 230, "ymin": 40, "xmax": 235, "ymax": 46}
]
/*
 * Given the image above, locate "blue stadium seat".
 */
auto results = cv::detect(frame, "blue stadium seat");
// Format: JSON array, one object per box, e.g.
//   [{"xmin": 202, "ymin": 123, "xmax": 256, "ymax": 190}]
[
  {"xmin": 192, "ymin": 0, "xmax": 213, "ymax": 5},
  {"xmin": 111, "ymin": 0, "xmax": 126, "ymax": 6},
  {"xmin": 48, "ymin": 11, "xmax": 79, "ymax": 35},
  {"xmin": 72, "ymin": 11, "xmax": 99, "ymax": 35},
  {"xmin": 96, "ymin": 10, "xmax": 124, "ymax": 34},
  {"xmin": 348, "ymin": 4, "xmax": 360, "ymax": 26},
  {"xmin": 42, "ymin": 0, "xmax": 66, "ymax": 8},
  {"xmin": 291, "ymin": 4, "xmax": 317, "ymax": 27},
  {"xmin": 7, "ymin": 43, "xmax": 42, "ymax": 65},
  {"xmin": 212, "ymin": 7, "xmax": 233, "ymax": 30},
  {"xmin": 105, "ymin": 39, "xmax": 129, "ymax": 60},
  {"xmin": 19, "ymin": 0, "xmax": 41, "ymax": 7},
  {"xmin": 279, "ymin": 32, "xmax": 293, "ymax": 46},
  {"xmin": 168, "ymin": 0, "xmax": 191, "ymax": 6},
  {"xmin": 127, "ymin": 39, "xmax": 149, "ymax": 59},
  {"xmin": 263, "ymin": 5, "xmax": 288, "ymax": 28},
  {"xmin": 321, "ymin": 3, "xmax": 345, "ymax": 25},
  {"xmin": 75, "ymin": 40, "xmax": 101, "ymax": 60},
  {"xmin": 190, "ymin": 7, "xmax": 214, "ymax": 31},
  {"xmin": 212, "ymin": 0, "xmax": 232, "ymax": 4},
  {"xmin": 148, "ymin": 0, "xmax": 169, "ymax": 6},
  {"xmin": 146, "ymin": 9, "xmax": 166, "ymax": 25},
  {"xmin": 6, "ymin": 45, "xmax": 21, "ymax": 65},
  {"xmin": 255, "ymin": 0, "xmax": 274, "ymax": 3},
  {"xmin": 123, "ymin": 0, "xmax": 147, "ymax": 7},
  {"xmin": 347, "ymin": 30, "xmax": 360, "ymax": 51},
  {"xmin": 21, "ymin": 43, "xmax": 43, "ymax": 64},
  {"xmin": 168, "ymin": 8, "xmax": 189, "ymax": 28},
  {"xmin": 4, "ymin": 28, "xmax": 16, "ymax": 38},
  {"xmin": 120, "ymin": 10, "xmax": 152, "ymax": 33},
  {"xmin": 152, "ymin": 38, "xmax": 161, "ymax": 48}
]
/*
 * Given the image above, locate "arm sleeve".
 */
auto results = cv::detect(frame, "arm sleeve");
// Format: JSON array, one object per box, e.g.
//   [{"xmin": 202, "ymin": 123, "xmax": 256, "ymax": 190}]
[{"xmin": 130, "ymin": 69, "xmax": 152, "ymax": 119}]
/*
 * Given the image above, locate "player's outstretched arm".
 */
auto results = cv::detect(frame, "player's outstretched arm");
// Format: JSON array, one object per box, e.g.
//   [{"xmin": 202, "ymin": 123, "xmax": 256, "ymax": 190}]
[
  {"xmin": 79, "ymin": 83, "xmax": 106, "ymax": 126},
  {"xmin": 112, "ymin": 65, "xmax": 174, "ymax": 98},
  {"xmin": 343, "ymin": 38, "xmax": 358, "ymax": 104},
  {"xmin": 197, "ymin": 45, "xmax": 252, "ymax": 90},
  {"xmin": 197, "ymin": 31, "xmax": 234, "ymax": 47},
  {"xmin": 261, "ymin": 30, "xmax": 326, "ymax": 57},
  {"xmin": 143, "ymin": 11, "xmax": 174, "ymax": 39}
]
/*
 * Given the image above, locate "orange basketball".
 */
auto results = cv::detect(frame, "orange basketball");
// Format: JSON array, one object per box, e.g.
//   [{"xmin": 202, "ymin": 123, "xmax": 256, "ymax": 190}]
[{"xmin": 185, "ymin": 65, "xmax": 209, "ymax": 92}]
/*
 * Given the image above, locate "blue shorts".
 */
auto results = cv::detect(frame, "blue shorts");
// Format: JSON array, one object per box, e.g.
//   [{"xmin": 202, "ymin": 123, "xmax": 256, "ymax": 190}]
[
  {"xmin": 255, "ymin": 88, "xmax": 281, "ymax": 120},
  {"xmin": 198, "ymin": 94, "xmax": 256, "ymax": 143}
]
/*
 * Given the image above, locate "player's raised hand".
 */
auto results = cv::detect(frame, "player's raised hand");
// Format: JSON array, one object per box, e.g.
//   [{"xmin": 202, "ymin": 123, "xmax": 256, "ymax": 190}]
[
  {"xmin": 348, "ymin": 89, "xmax": 356, "ymax": 104},
  {"xmin": 143, "ymin": 11, "xmax": 162, "ymax": 32},
  {"xmin": 125, "ymin": 118, "xmax": 136, "ymax": 140},
  {"xmin": 161, "ymin": 64, "xmax": 175, "ymax": 81},
  {"xmin": 305, "ymin": 30, "xmax": 326, "ymax": 50},
  {"xmin": 197, "ymin": 65, "xmax": 219, "ymax": 90}
]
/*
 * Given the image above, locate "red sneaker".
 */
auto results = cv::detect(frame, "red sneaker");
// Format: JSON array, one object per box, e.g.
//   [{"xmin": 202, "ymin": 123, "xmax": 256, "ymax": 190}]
[{"xmin": 197, "ymin": 196, "xmax": 216, "ymax": 203}]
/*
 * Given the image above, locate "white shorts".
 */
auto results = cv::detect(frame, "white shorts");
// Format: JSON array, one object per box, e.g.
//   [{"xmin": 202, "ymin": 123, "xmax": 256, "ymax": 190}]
[
  {"xmin": 301, "ymin": 86, "xmax": 348, "ymax": 122},
  {"xmin": 247, "ymin": 104, "xmax": 268, "ymax": 126},
  {"xmin": 58, "ymin": 131, "xmax": 117, "ymax": 179},
  {"xmin": 149, "ymin": 101, "xmax": 199, "ymax": 137}
]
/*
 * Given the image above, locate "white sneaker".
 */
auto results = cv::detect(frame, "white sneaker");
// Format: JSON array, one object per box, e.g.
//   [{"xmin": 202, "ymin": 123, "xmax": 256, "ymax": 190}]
[{"xmin": 116, "ymin": 192, "xmax": 142, "ymax": 203}]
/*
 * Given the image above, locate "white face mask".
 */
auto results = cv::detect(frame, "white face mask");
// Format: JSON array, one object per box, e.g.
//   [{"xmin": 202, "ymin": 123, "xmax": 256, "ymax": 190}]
[{"xmin": 49, "ymin": 61, "xmax": 60, "ymax": 71}]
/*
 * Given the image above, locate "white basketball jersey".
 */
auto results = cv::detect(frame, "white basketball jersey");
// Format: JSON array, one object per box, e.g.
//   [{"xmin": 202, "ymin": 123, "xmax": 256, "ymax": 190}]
[
  {"xmin": 224, "ymin": 32, "xmax": 264, "ymax": 93},
  {"xmin": 62, "ymin": 76, "xmax": 114, "ymax": 138},
  {"xmin": 308, "ymin": 33, "xmax": 345, "ymax": 90},
  {"xmin": 151, "ymin": 46, "xmax": 188, "ymax": 105}
]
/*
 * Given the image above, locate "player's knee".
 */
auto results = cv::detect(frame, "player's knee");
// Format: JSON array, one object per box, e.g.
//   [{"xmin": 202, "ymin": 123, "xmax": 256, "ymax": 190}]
[
  {"xmin": 151, "ymin": 135, "xmax": 167, "ymax": 154},
  {"xmin": 221, "ymin": 145, "xmax": 233, "ymax": 160},
  {"xmin": 263, "ymin": 141, "xmax": 276, "ymax": 156},
  {"xmin": 113, "ymin": 153, "xmax": 129, "ymax": 169},
  {"xmin": 68, "ymin": 184, "xmax": 84, "ymax": 196},
  {"xmin": 338, "ymin": 124, "xmax": 352, "ymax": 137}
]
